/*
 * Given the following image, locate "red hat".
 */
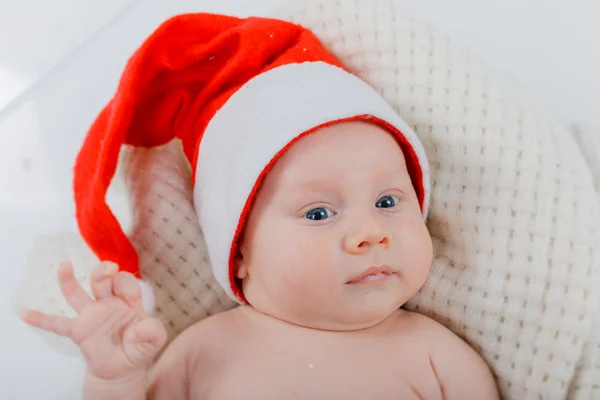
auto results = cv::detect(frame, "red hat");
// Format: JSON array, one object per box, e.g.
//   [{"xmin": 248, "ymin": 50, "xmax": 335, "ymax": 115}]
[{"xmin": 74, "ymin": 13, "xmax": 430, "ymax": 309}]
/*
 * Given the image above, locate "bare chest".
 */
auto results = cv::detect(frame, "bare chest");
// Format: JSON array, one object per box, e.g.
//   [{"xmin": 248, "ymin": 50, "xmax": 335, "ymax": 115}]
[{"xmin": 192, "ymin": 334, "xmax": 442, "ymax": 400}]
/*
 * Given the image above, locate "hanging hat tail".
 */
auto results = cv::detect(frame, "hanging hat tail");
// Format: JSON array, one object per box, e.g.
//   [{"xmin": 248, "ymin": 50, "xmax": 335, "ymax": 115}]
[
  {"xmin": 74, "ymin": 103, "xmax": 139, "ymax": 275},
  {"xmin": 72, "ymin": 14, "xmax": 248, "ymax": 278}
]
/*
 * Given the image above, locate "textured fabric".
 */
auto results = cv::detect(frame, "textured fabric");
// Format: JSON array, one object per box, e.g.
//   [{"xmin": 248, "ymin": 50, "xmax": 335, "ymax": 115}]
[
  {"xmin": 14, "ymin": 1, "xmax": 600, "ymax": 399},
  {"xmin": 566, "ymin": 124, "xmax": 600, "ymax": 399},
  {"xmin": 571, "ymin": 124, "xmax": 600, "ymax": 200},
  {"xmin": 72, "ymin": 13, "xmax": 428, "ymax": 302}
]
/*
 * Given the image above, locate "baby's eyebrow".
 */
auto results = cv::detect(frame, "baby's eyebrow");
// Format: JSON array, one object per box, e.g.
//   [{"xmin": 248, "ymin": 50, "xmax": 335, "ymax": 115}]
[
  {"xmin": 295, "ymin": 179, "xmax": 335, "ymax": 194},
  {"xmin": 372, "ymin": 167, "xmax": 411, "ymax": 182},
  {"xmin": 285, "ymin": 182, "xmax": 338, "ymax": 209}
]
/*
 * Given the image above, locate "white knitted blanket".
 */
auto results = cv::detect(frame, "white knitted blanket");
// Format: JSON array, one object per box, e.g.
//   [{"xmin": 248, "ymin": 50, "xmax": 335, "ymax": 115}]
[{"xmin": 13, "ymin": 1, "xmax": 600, "ymax": 399}]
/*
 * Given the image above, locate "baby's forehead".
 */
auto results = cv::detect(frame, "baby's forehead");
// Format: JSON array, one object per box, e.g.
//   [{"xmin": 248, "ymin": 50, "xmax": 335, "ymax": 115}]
[
  {"xmin": 276, "ymin": 157, "xmax": 411, "ymax": 192},
  {"xmin": 257, "ymin": 120, "xmax": 413, "ymax": 197},
  {"xmin": 286, "ymin": 137, "xmax": 407, "ymax": 168},
  {"xmin": 282, "ymin": 122, "xmax": 406, "ymax": 161}
]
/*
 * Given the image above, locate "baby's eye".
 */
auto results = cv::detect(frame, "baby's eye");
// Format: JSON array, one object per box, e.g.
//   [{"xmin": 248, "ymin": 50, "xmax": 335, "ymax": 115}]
[
  {"xmin": 376, "ymin": 195, "xmax": 400, "ymax": 209},
  {"xmin": 304, "ymin": 207, "xmax": 335, "ymax": 221}
]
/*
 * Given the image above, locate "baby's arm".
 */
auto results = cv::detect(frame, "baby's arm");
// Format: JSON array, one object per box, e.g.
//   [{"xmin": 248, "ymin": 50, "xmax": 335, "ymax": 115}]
[
  {"xmin": 82, "ymin": 328, "xmax": 192, "ymax": 400},
  {"xmin": 145, "ymin": 328, "xmax": 194, "ymax": 399},
  {"xmin": 421, "ymin": 316, "xmax": 500, "ymax": 399},
  {"xmin": 84, "ymin": 300, "xmax": 222, "ymax": 399},
  {"xmin": 147, "ymin": 313, "xmax": 231, "ymax": 399}
]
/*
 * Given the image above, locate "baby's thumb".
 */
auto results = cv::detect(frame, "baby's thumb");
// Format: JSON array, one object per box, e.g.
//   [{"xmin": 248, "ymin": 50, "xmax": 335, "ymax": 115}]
[{"xmin": 123, "ymin": 317, "xmax": 168, "ymax": 366}]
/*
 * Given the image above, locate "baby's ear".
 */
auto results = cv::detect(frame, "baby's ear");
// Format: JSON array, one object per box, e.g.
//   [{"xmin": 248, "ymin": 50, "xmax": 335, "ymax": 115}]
[{"xmin": 234, "ymin": 248, "xmax": 248, "ymax": 280}]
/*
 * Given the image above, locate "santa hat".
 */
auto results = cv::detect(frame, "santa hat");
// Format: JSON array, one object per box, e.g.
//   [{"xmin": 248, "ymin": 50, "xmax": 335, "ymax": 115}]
[{"xmin": 74, "ymin": 13, "xmax": 430, "ymax": 311}]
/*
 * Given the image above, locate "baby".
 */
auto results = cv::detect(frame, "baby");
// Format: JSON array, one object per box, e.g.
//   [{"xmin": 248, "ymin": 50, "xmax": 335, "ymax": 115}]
[{"xmin": 21, "ymin": 13, "xmax": 499, "ymax": 400}]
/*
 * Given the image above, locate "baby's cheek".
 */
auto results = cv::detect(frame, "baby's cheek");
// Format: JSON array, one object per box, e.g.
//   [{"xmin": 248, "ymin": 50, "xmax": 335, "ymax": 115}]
[
  {"xmin": 403, "ymin": 219, "xmax": 433, "ymax": 275},
  {"xmin": 279, "ymin": 268, "xmax": 312, "ymax": 295},
  {"xmin": 279, "ymin": 243, "xmax": 331, "ymax": 294}
]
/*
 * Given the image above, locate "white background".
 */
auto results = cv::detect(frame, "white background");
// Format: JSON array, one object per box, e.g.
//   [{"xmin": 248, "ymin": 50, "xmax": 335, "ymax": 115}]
[{"xmin": 0, "ymin": 0, "xmax": 598, "ymax": 398}]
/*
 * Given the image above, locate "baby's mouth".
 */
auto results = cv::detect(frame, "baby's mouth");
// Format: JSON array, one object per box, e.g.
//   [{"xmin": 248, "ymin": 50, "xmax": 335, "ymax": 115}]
[{"xmin": 347, "ymin": 265, "xmax": 394, "ymax": 284}]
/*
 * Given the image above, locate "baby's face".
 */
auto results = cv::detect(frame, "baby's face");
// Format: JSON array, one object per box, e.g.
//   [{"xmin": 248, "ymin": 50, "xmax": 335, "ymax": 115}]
[{"xmin": 235, "ymin": 120, "xmax": 432, "ymax": 330}]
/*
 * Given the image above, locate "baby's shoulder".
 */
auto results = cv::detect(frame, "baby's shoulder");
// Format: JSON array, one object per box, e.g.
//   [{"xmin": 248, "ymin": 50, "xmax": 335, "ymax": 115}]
[
  {"xmin": 150, "ymin": 308, "xmax": 244, "ymax": 398},
  {"xmin": 391, "ymin": 309, "xmax": 484, "ymax": 365},
  {"xmin": 390, "ymin": 311, "xmax": 500, "ymax": 399},
  {"xmin": 171, "ymin": 307, "xmax": 243, "ymax": 369},
  {"xmin": 389, "ymin": 309, "xmax": 457, "ymax": 344},
  {"xmin": 191, "ymin": 306, "xmax": 243, "ymax": 339},
  {"xmin": 182, "ymin": 307, "xmax": 241, "ymax": 339}
]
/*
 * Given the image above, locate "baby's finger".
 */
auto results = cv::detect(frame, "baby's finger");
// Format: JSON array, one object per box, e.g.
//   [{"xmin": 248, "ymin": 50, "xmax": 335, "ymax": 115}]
[
  {"xmin": 112, "ymin": 272, "xmax": 142, "ymax": 310},
  {"xmin": 123, "ymin": 318, "xmax": 167, "ymax": 365},
  {"xmin": 124, "ymin": 318, "xmax": 167, "ymax": 347},
  {"xmin": 58, "ymin": 261, "xmax": 93, "ymax": 313},
  {"xmin": 90, "ymin": 262, "xmax": 119, "ymax": 300},
  {"xmin": 20, "ymin": 309, "xmax": 73, "ymax": 338}
]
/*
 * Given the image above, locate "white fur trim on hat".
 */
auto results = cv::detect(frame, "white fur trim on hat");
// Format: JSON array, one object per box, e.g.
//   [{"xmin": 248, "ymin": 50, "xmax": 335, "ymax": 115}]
[{"xmin": 193, "ymin": 61, "xmax": 430, "ymax": 301}]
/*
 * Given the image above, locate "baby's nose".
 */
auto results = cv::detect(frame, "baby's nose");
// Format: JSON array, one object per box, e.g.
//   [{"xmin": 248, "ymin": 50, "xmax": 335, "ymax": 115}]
[{"xmin": 343, "ymin": 221, "xmax": 391, "ymax": 254}]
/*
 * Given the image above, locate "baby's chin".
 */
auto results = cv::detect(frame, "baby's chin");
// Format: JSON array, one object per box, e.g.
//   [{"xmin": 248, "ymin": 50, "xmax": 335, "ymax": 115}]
[
  {"xmin": 299, "ymin": 310, "xmax": 400, "ymax": 332},
  {"xmin": 243, "ymin": 279, "xmax": 414, "ymax": 331},
  {"xmin": 342, "ymin": 298, "xmax": 407, "ymax": 329},
  {"xmin": 279, "ymin": 296, "xmax": 406, "ymax": 332}
]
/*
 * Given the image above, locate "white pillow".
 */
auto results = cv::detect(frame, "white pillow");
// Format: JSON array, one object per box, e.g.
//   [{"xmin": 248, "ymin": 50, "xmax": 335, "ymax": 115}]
[
  {"xmin": 571, "ymin": 123, "xmax": 600, "ymax": 201},
  {"xmin": 14, "ymin": 0, "xmax": 600, "ymax": 398}
]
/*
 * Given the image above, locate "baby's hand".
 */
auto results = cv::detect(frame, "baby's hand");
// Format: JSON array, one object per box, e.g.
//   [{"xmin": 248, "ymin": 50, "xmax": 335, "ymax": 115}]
[{"xmin": 21, "ymin": 261, "xmax": 167, "ymax": 381}]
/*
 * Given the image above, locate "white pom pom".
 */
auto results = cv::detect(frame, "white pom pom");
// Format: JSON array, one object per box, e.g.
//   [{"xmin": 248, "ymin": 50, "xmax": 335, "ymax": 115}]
[
  {"xmin": 138, "ymin": 280, "xmax": 156, "ymax": 314},
  {"xmin": 11, "ymin": 230, "xmax": 99, "ymax": 358}
]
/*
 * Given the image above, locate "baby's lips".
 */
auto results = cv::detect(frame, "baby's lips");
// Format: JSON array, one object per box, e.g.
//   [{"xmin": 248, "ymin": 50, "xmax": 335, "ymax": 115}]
[{"xmin": 347, "ymin": 265, "xmax": 394, "ymax": 284}]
